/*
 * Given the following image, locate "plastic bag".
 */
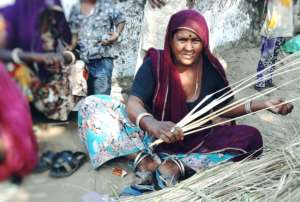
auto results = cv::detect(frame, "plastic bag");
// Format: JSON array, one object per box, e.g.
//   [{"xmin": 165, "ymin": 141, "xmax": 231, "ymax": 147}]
[{"xmin": 281, "ymin": 35, "xmax": 300, "ymax": 53}]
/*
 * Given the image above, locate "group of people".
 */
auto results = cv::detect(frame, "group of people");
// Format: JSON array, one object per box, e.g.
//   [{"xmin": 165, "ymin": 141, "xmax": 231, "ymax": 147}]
[
  {"xmin": 0, "ymin": 0, "xmax": 125, "ymax": 182},
  {"xmin": 78, "ymin": 0, "xmax": 295, "ymax": 196},
  {"xmin": 0, "ymin": 0, "xmax": 297, "ymax": 196}
]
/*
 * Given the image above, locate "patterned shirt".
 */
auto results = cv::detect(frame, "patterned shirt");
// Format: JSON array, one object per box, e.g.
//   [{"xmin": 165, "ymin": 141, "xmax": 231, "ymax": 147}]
[
  {"xmin": 68, "ymin": 0, "xmax": 125, "ymax": 62},
  {"xmin": 261, "ymin": 0, "xmax": 294, "ymax": 38}
]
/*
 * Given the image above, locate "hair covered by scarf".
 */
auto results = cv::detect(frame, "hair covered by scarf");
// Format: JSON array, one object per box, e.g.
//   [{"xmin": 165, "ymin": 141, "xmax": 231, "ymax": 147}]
[
  {"xmin": 146, "ymin": 9, "xmax": 229, "ymax": 123},
  {"xmin": 0, "ymin": 63, "xmax": 38, "ymax": 181}
]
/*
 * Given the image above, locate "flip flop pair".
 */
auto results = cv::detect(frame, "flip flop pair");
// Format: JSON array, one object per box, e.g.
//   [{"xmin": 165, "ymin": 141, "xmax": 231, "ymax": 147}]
[{"xmin": 34, "ymin": 150, "xmax": 87, "ymax": 178}]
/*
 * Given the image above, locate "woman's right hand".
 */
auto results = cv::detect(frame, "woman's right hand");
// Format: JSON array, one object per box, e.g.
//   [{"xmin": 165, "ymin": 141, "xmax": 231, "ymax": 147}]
[{"xmin": 146, "ymin": 119, "xmax": 184, "ymax": 144}]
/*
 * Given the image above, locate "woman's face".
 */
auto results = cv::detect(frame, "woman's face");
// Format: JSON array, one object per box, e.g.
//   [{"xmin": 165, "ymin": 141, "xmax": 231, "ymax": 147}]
[{"xmin": 171, "ymin": 29, "xmax": 203, "ymax": 67}]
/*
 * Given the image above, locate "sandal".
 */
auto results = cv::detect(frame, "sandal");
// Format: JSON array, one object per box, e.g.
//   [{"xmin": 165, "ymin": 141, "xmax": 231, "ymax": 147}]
[
  {"xmin": 33, "ymin": 150, "xmax": 57, "ymax": 173},
  {"xmin": 49, "ymin": 151, "xmax": 87, "ymax": 178}
]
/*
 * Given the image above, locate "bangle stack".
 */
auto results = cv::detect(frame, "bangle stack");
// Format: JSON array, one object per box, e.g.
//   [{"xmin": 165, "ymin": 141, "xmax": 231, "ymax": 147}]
[
  {"xmin": 135, "ymin": 112, "xmax": 153, "ymax": 128},
  {"xmin": 11, "ymin": 48, "xmax": 24, "ymax": 64},
  {"xmin": 63, "ymin": 50, "xmax": 76, "ymax": 65},
  {"xmin": 244, "ymin": 101, "xmax": 253, "ymax": 113}
]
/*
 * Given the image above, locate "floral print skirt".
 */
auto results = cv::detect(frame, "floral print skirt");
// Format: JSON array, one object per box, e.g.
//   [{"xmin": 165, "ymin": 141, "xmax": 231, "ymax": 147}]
[
  {"xmin": 78, "ymin": 95, "xmax": 237, "ymax": 170},
  {"xmin": 256, "ymin": 36, "xmax": 287, "ymax": 88}
]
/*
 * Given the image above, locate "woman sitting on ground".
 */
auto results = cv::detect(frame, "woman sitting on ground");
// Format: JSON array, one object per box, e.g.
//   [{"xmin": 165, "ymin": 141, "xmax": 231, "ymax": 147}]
[{"xmin": 78, "ymin": 10, "xmax": 293, "ymax": 192}]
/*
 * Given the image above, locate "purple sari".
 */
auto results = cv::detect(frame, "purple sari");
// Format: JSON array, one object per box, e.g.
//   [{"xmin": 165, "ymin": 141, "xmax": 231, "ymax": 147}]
[{"xmin": 0, "ymin": 0, "xmax": 70, "ymax": 52}]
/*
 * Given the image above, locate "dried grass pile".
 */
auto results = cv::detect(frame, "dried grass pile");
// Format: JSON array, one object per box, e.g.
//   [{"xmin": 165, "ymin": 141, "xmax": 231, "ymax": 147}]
[{"xmin": 121, "ymin": 132, "xmax": 300, "ymax": 202}]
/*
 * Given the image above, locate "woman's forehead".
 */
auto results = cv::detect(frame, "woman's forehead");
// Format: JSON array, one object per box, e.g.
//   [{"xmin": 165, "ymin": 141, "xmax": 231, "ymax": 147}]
[{"xmin": 174, "ymin": 28, "xmax": 199, "ymax": 38}]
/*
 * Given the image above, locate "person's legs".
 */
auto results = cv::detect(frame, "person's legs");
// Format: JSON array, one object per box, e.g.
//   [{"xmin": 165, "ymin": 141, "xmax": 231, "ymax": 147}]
[
  {"xmin": 129, "ymin": 125, "xmax": 263, "ymax": 189},
  {"xmin": 256, "ymin": 37, "xmax": 286, "ymax": 89},
  {"xmin": 78, "ymin": 95, "xmax": 145, "ymax": 169},
  {"xmin": 256, "ymin": 36, "xmax": 277, "ymax": 88},
  {"xmin": 199, "ymin": 124, "xmax": 263, "ymax": 160},
  {"xmin": 87, "ymin": 58, "xmax": 113, "ymax": 95}
]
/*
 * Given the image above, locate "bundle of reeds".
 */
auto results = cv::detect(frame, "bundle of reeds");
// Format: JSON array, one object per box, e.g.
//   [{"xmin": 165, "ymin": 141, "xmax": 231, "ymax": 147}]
[{"xmin": 150, "ymin": 51, "xmax": 300, "ymax": 147}]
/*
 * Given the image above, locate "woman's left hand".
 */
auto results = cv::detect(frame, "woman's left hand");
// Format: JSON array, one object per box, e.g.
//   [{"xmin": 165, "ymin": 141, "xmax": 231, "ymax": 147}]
[
  {"xmin": 100, "ymin": 32, "xmax": 119, "ymax": 46},
  {"xmin": 264, "ymin": 98, "xmax": 294, "ymax": 115}
]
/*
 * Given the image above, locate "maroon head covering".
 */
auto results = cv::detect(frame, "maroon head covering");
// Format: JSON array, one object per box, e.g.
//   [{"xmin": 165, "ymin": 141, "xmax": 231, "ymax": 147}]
[{"xmin": 146, "ymin": 9, "xmax": 228, "ymax": 123}]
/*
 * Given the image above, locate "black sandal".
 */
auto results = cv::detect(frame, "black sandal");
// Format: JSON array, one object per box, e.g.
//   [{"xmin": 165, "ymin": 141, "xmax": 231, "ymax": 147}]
[
  {"xmin": 49, "ymin": 151, "xmax": 87, "ymax": 178},
  {"xmin": 33, "ymin": 150, "xmax": 57, "ymax": 173}
]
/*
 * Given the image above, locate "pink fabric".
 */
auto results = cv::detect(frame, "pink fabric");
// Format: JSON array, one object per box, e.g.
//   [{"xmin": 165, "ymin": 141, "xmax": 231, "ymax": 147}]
[
  {"xmin": 146, "ymin": 10, "xmax": 229, "ymax": 123},
  {"xmin": 0, "ymin": 63, "xmax": 38, "ymax": 181}
]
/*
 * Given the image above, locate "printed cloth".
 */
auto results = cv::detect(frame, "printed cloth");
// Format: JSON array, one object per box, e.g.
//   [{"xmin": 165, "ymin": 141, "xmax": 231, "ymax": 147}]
[
  {"xmin": 7, "ymin": 60, "xmax": 87, "ymax": 121},
  {"xmin": 256, "ymin": 36, "xmax": 286, "ymax": 88},
  {"xmin": 78, "ymin": 95, "xmax": 237, "ymax": 170},
  {"xmin": 68, "ymin": 0, "xmax": 125, "ymax": 62},
  {"xmin": 33, "ymin": 61, "xmax": 87, "ymax": 120}
]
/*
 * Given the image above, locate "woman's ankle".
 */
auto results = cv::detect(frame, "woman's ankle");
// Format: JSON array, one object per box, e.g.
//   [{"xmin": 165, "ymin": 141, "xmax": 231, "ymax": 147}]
[
  {"xmin": 132, "ymin": 152, "xmax": 161, "ymax": 173},
  {"xmin": 137, "ymin": 156, "xmax": 159, "ymax": 172},
  {"xmin": 157, "ymin": 159, "xmax": 181, "ymax": 179}
]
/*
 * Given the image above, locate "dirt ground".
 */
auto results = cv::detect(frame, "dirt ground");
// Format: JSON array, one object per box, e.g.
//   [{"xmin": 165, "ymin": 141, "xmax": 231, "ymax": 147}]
[{"xmin": 1, "ymin": 45, "xmax": 300, "ymax": 202}]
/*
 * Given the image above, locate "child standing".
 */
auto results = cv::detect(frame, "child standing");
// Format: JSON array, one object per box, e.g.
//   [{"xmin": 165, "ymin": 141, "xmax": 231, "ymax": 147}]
[{"xmin": 68, "ymin": 0, "xmax": 125, "ymax": 95}]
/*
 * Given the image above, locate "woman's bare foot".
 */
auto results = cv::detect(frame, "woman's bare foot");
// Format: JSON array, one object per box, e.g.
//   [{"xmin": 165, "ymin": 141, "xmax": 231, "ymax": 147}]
[
  {"xmin": 158, "ymin": 160, "xmax": 180, "ymax": 180},
  {"xmin": 137, "ymin": 155, "xmax": 160, "ymax": 172},
  {"xmin": 154, "ymin": 158, "xmax": 189, "ymax": 188},
  {"xmin": 129, "ymin": 152, "xmax": 160, "ymax": 186},
  {"xmin": 129, "ymin": 152, "xmax": 160, "ymax": 172}
]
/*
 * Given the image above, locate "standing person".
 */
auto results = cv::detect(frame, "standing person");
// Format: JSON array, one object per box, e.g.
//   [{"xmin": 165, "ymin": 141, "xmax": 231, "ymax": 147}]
[
  {"xmin": 78, "ymin": 10, "xmax": 293, "ymax": 194},
  {"xmin": 255, "ymin": 0, "xmax": 294, "ymax": 91},
  {"xmin": 68, "ymin": 0, "xmax": 126, "ymax": 95},
  {"xmin": 0, "ymin": 1, "xmax": 86, "ymax": 121}
]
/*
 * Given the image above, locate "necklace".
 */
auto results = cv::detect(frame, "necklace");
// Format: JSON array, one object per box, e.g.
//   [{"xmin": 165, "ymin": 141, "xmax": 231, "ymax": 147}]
[
  {"xmin": 190, "ymin": 58, "xmax": 202, "ymax": 101},
  {"xmin": 187, "ymin": 66, "xmax": 200, "ymax": 102},
  {"xmin": 193, "ymin": 68, "xmax": 199, "ymax": 97}
]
